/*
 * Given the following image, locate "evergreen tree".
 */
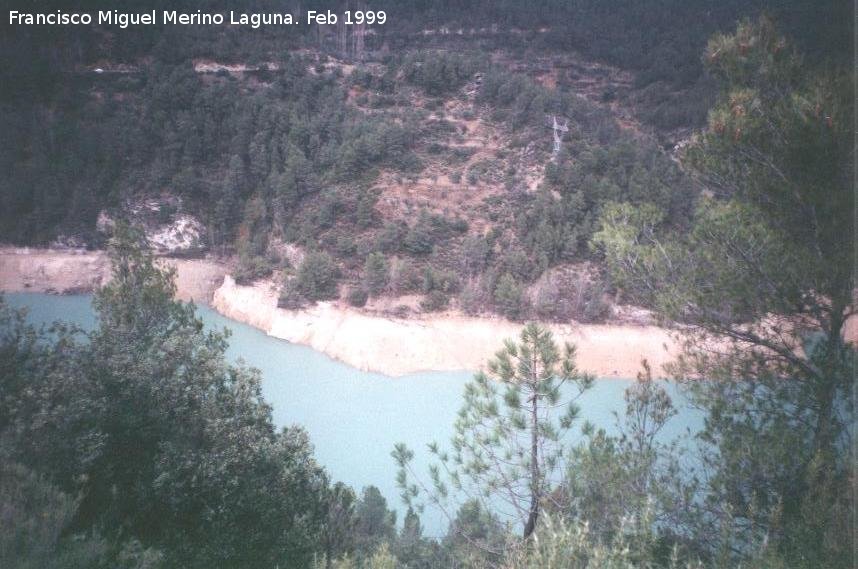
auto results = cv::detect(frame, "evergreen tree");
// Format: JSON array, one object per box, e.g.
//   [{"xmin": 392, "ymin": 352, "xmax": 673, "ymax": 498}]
[
  {"xmin": 0, "ymin": 461, "xmax": 112, "ymax": 568},
  {"xmin": 363, "ymin": 252, "xmax": 390, "ymax": 296},
  {"xmin": 494, "ymin": 273, "xmax": 525, "ymax": 320},
  {"xmin": 395, "ymin": 323, "xmax": 593, "ymax": 539},
  {"xmin": 1, "ymin": 226, "xmax": 328, "ymax": 568},
  {"xmin": 290, "ymin": 250, "xmax": 341, "ymax": 303},
  {"xmin": 234, "ymin": 195, "xmax": 273, "ymax": 284},
  {"xmin": 440, "ymin": 500, "xmax": 507, "ymax": 567},
  {"xmin": 321, "ymin": 482, "xmax": 358, "ymax": 569},
  {"xmin": 394, "ymin": 508, "xmax": 432, "ymax": 568},
  {"xmin": 592, "ymin": 18, "xmax": 854, "ymax": 567},
  {"xmin": 352, "ymin": 486, "xmax": 397, "ymax": 561},
  {"xmin": 212, "ymin": 154, "xmax": 246, "ymax": 251}
]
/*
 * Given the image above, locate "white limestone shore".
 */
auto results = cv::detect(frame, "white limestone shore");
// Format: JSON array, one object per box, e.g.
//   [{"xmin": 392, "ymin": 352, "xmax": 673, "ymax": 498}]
[{"xmin": 1, "ymin": 247, "xmax": 681, "ymax": 377}]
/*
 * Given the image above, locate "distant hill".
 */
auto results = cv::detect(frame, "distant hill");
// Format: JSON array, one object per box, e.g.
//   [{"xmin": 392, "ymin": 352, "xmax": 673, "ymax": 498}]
[{"xmin": 0, "ymin": 0, "xmax": 850, "ymax": 321}]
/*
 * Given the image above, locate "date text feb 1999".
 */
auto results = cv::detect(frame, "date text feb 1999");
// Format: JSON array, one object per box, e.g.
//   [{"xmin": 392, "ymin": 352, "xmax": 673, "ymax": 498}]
[{"xmin": 306, "ymin": 11, "xmax": 386, "ymax": 25}]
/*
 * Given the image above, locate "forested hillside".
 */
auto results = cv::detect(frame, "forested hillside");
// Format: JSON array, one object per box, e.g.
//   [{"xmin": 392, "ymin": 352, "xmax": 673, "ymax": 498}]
[
  {"xmin": 1, "ymin": 0, "xmax": 848, "ymax": 322},
  {"xmin": 1, "ymin": 2, "xmax": 854, "ymax": 568}
]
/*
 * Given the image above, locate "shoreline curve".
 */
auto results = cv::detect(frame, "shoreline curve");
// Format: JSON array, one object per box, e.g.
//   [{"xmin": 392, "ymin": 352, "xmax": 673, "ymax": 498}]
[{"xmin": 1, "ymin": 247, "xmax": 681, "ymax": 377}]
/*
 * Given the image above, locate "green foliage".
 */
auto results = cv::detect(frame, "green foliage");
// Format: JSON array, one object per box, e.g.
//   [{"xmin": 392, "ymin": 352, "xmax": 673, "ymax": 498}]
[
  {"xmin": 363, "ymin": 252, "xmax": 390, "ymax": 296},
  {"xmin": 0, "ymin": 56, "xmax": 417, "ymax": 249},
  {"xmin": 2, "ymin": 7, "xmax": 852, "ymax": 567},
  {"xmin": 235, "ymin": 195, "xmax": 271, "ymax": 260},
  {"xmin": 420, "ymin": 265, "xmax": 460, "ymax": 296},
  {"xmin": 590, "ymin": 201, "xmax": 667, "ymax": 297},
  {"xmin": 563, "ymin": 362, "xmax": 688, "ymax": 543},
  {"xmin": 419, "ymin": 265, "xmax": 460, "ymax": 312},
  {"xmin": 284, "ymin": 250, "xmax": 341, "ymax": 306},
  {"xmin": 234, "ymin": 197, "xmax": 276, "ymax": 283},
  {"xmin": 347, "ymin": 286, "xmax": 369, "ymax": 308},
  {"xmin": 319, "ymin": 482, "xmax": 358, "ymax": 566},
  {"xmin": 353, "ymin": 486, "xmax": 397, "ymax": 560},
  {"xmin": 532, "ymin": 275, "xmax": 610, "ymax": 323},
  {"xmin": 401, "ymin": 51, "xmax": 482, "ymax": 96},
  {"xmin": 593, "ymin": 19, "xmax": 855, "ymax": 568},
  {"xmin": 403, "ymin": 224, "xmax": 434, "ymax": 256},
  {"xmin": 233, "ymin": 254, "xmax": 274, "ymax": 285},
  {"xmin": 517, "ymin": 139, "xmax": 691, "ymax": 266},
  {"xmin": 502, "ymin": 510, "xmax": 697, "ymax": 569},
  {"xmin": 389, "ymin": 258, "xmax": 421, "ymax": 294},
  {"xmin": 374, "ymin": 222, "xmax": 406, "ymax": 255},
  {"xmin": 493, "ymin": 273, "xmax": 526, "ymax": 320},
  {"xmin": 403, "ymin": 211, "xmax": 468, "ymax": 256},
  {"xmin": 395, "ymin": 324, "xmax": 593, "ymax": 540},
  {"xmin": 364, "ymin": 543, "xmax": 397, "ymax": 569},
  {"xmin": 478, "ymin": 69, "xmax": 566, "ymax": 130},
  {"xmin": 1, "ymin": 227, "xmax": 329, "ymax": 568},
  {"xmin": 419, "ymin": 289, "xmax": 449, "ymax": 313},
  {"xmin": 460, "ymin": 234, "xmax": 492, "ymax": 276},
  {"xmin": 441, "ymin": 500, "xmax": 507, "ymax": 568},
  {"xmin": 393, "ymin": 508, "xmax": 434, "ymax": 568},
  {"xmin": 0, "ymin": 461, "xmax": 110, "ymax": 569},
  {"xmin": 0, "ymin": 298, "xmax": 42, "ymax": 434}
]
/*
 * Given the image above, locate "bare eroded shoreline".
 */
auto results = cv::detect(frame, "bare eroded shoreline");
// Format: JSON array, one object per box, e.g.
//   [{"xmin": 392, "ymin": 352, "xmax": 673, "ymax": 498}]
[
  {"xmin": 1, "ymin": 247, "xmax": 681, "ymax": 377},
  {"xmin": 212, "ymin": 276, "xmax": 680, "ymax": 377}
]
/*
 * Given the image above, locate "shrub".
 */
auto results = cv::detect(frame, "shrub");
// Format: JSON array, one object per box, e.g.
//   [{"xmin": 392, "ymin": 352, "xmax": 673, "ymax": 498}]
[
  {"xmin": 364, "ymin": 252, "xmax": 390, "ymax": 296},
  {"xmin": 572, "ymin": 277, "xmax": 610, "ymax": 323},
  {"xmin": 334, "ymin": 233, "xmax": 357, "ymax": 258},
  {"xmin": 402, "ymin": 51, "xmax": 480, "ymax": 96},
  {"xmin": 277, "ymin": 284, "xmax": 303, "ymax": 309},
  {"xmin": 534, "ymin": 278, "xmax": 567, "ymax": 321},
  {"xmin": 494, "ymin": 273, "xmax": 526, "ymax": 320},
  {"xmin": 293, "ymin": 251, "xmax": 340, "ymax": 302},
  {"xmin": 420, "ymin": 289, "xmax": 449, "ymax": 312},
  {"xmin": 460, "ymin": 234, "xmax": 491, "ymax": 275},
  {"xmin": 501, "ymin": 248, "xmax": 538, "ymax": 281},
  {"xmin": 234, "ymin": 254, "xmax": 273, "ymax": 285},
  {"xmin": 375, "ymin": 222, "xmax": 406, "ymax": 254},
  {"xmin": 421, "ymin": 266, "xmax": 460, "ymax": 295},
  {"xmin": 389, "ymin": 258, "xmax": 420, "ymax": 294},
  {"xmin": 459, "ymin": 278, "xmax": 486, "ymax": 315},
  {"xmin": 403, "ymin": 224, "xmax": 434, "ymax": 255},
  {"xmin": 347, "ymin": 287, "xmax": 369, "ymax": 307}
]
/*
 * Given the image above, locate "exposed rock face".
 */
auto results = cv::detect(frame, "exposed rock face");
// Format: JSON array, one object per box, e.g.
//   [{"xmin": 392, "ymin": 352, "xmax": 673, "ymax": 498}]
[
  {"xmin": 98, "ymin": 197, "xmax": 206, "ymax": 256},
  {"xmin": 212, "ymin": 275, "xmax": 682, "ymax": 377},
  {"xmin": 146, "ymin": 214, "xmax": 205, "ymax": 256},
  {"xmin": 0, "ymin": 248, "xmax": 110, "ymax": 294},
  {"xmin": 0, "ymin": 248, "xmax": 226, "ymax": 303}
]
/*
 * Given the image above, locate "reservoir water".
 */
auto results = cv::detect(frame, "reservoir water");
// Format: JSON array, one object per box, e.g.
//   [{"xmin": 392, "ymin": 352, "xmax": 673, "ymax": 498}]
[{"xmin": 5, "ymin": 292, "xmax": 701, "ymax": 536}]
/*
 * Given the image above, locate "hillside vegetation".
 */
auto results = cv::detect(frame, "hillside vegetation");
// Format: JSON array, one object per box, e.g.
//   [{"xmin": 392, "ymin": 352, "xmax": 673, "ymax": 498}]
[
  {"xmin": 0, "ymin": 3, "xmax": 853, "ymax": 569},
  {"xmin": 1, "ymin": 0, "xmax": 847, "ymax": 322}
]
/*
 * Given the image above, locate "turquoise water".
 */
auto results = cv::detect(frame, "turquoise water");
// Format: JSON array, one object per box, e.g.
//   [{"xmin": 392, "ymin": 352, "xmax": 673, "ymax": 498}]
[{"xmin": 4, "ymin": 293, "xmax": 700, "ymax": 536}]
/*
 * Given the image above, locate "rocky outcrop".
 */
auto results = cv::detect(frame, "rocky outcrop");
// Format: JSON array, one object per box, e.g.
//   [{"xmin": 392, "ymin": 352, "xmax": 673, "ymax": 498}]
[
  {"xmin": 146, "ymin": 214, "xmax": 206, "ymax": 256},
  {"xmin": 0, "ymin": 248, "xmax": 226, "ymax": 303},
  {"xmin": 98, "ymin": 197, "xmax": 206, "ymax": 256}
]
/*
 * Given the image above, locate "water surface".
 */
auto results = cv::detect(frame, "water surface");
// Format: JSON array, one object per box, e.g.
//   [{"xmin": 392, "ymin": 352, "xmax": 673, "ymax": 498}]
[{"xmin": 5, "ymin": 292, "xmax": 700, "ymax": 536}]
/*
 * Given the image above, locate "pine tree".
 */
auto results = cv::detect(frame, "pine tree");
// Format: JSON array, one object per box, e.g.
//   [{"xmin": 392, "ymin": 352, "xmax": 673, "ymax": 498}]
[
  {"xmin": 394, "ymin": 323, "xmax": 593, "ymax": 539},
  {"xmin": 592, "ymin": 18, "xmax": 854, "ymax": 567},
  {"xmin": 363, "ymin": 253, "xmax": 389, "ymax": 296}
]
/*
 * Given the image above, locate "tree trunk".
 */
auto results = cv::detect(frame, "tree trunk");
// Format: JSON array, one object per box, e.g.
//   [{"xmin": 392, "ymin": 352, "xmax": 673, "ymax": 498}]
[{"xmin": 523, "ymin": 392, "xmax": 540, "ymax": 538}]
